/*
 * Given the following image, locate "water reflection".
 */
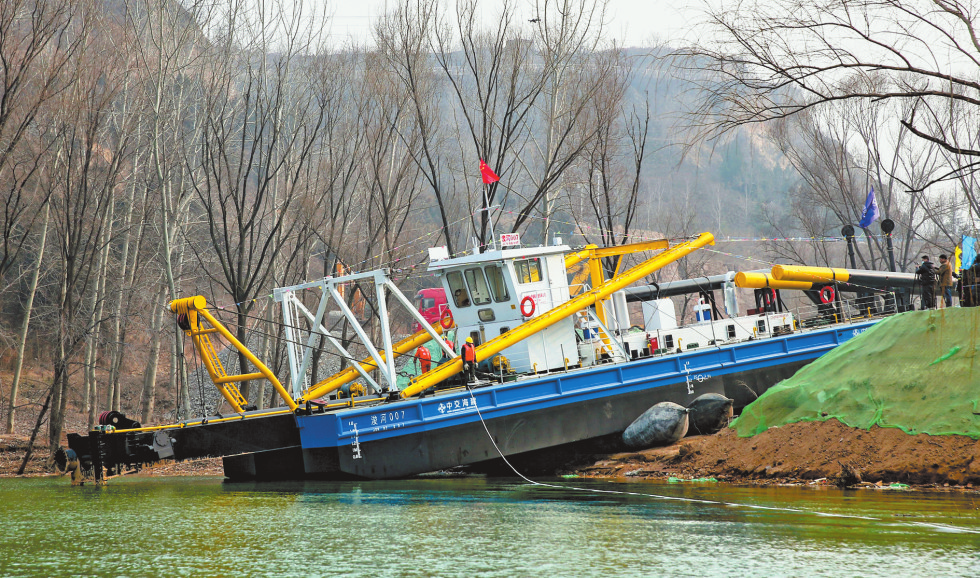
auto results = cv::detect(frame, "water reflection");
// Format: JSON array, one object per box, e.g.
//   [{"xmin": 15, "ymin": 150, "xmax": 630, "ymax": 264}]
[{"xmin": 0, "ymin": 476, "xmax": 977, "ymax": 577}]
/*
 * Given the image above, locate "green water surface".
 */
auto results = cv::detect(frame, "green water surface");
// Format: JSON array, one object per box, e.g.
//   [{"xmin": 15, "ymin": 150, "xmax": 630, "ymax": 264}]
[{"xmin": 0, "ymin": 476, "xmax": 977, "ymax": 577}]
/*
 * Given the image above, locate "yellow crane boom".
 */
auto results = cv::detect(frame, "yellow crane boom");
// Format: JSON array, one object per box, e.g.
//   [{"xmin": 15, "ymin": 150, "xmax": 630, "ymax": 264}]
[{"xmin": 170, "ymin": 296, "xmax": 298, "ymax": 412}]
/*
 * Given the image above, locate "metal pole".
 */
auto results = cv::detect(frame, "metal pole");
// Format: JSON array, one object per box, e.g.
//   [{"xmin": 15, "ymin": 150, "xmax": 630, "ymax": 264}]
[
  {"xmin": 485, "ymin": 184, "xmax": 495, "ymax": 251},
  {"xmin": 882, "ymin": 219, "xmax": 897, "ymax": 272},
  {"xmin": 842, "ymin": 224, "xmax": 857, "ymax": 269}
]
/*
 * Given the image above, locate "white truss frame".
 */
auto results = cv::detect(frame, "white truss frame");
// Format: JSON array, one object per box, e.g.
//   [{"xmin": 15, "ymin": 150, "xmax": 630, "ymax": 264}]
[{"xmin": 273, "ymin": 269, "xmax": 451, "ymax": 398}]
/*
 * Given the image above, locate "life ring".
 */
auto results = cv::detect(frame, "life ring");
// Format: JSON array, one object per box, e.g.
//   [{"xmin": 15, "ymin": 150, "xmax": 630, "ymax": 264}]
[
  {"xmin": 440, "ymin": 307, "xmax": 454, "ymax": 329},
  {"xmin": 520, "ymin": 295, "xmax": 536, "ymax": 317},
  {"xmin": 819, "ymin": 285, "xmax": 835, "ymax": 304}
]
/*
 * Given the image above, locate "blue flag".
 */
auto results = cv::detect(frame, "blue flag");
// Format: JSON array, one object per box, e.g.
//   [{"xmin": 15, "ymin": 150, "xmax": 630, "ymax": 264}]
[
  {"xmin": 857, "ymin": 188, "xmax": 879, "ymax": 228},
  {"xmin": 963, "ymin": 235, "xmax": 979, "ymax": 269}
]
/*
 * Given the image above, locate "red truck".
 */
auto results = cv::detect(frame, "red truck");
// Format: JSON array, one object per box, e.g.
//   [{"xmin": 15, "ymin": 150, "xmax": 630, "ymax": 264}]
[{"xmin": 412, "ymin": 287, "xmax": 448, "ymax": 332}]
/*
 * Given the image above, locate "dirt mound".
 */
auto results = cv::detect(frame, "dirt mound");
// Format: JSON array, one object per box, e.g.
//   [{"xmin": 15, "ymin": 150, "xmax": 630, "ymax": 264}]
[
  {"xmin": 734, "ymin": 307, "xmax": 980, "ymax": 438},
  {"xmin": 576, "ymin": 419, "xmax": 980, "ymax": 487}
]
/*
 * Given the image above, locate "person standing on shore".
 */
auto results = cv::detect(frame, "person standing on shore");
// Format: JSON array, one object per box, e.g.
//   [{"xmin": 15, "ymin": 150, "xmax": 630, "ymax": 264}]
[
  {"xmin": 937, "ymin": 254, "xmax": 956, "ymax": 308},
  {"xmin": 916, "ymin": 255, "xmax": 937, "ymax": 309}
]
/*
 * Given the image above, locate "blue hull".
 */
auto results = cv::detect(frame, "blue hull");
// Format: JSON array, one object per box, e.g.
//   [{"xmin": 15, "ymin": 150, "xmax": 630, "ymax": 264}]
[{"xmin": 236, "ymin": 321, "xmax": 876, "ymax": 479}]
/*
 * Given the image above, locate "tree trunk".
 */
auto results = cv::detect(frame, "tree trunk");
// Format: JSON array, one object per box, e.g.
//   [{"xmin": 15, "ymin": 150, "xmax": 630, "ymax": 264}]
[
  {"xmin": 237, "ymin": 308, "xmax": 251, "ymax": 406},
  {"xmin": 256, "ymin": 303, "xmax": 273, "ymax": 410},
  {"xmin": 140, "ymin": 284, "xmax": 168, "ymax": 422},
  {"xmin": 107, "ymin": 173, "xmax": 145, "ymax": 411},
  {"xmin": 17, "ymin": 390, "xmax": 52, "ymax": 475},
  {"xmin": 84, "ymin": 197, "xmax": 114, "ymax": 427},
  {"xmin": 48, "ymin": 278, "xmax": 69, "ymax": 464},
  {"xmin": 6, "ymin": 203, "xmax": 50, "ymax": 434}
]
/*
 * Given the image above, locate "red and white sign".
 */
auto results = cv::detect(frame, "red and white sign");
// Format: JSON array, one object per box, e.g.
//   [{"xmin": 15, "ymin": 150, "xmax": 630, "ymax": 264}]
[{"xmin": 500, "ymin": 233, "xmax": 520, "ymax": 247}]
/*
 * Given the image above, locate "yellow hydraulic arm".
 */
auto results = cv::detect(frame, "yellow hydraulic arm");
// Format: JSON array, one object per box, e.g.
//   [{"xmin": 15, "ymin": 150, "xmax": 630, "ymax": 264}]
[
  {"xmin": 399, "ymin": 233, "xmax": 714, "ymax": 399},
  {"xmin": 171, "ymin": 296, "xmax": 298, "ymax": 412},
  {"xmin": 299, "ymin": 323, "xmax": 447, "ymax": 403}
]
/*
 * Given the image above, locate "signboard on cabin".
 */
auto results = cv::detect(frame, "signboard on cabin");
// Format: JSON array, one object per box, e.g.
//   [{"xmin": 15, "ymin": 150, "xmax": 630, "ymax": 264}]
[{"xmin": 500, "ymin": 233, "xmax": 520, "ymax": 247}]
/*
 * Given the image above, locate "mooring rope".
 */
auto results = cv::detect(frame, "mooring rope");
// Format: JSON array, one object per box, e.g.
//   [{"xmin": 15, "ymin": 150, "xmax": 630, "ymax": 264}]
[{"xmin": 463, "ymin": 387, "xmax": 979, "ymax": 534}]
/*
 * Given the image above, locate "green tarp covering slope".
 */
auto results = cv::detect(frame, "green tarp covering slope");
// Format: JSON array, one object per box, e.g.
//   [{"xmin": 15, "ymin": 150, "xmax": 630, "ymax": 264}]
[{"xmin": 732, "ymin": 307, "xmax": 980, "ymax": 438}]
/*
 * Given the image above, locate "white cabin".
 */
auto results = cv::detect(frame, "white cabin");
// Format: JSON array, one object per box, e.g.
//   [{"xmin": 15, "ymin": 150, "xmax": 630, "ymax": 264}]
[{"xmin": 428, "ymin": 244, "xmax": 577, "ymax": 373}]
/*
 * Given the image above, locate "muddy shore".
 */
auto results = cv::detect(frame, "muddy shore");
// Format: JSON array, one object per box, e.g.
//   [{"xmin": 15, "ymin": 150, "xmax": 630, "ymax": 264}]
[
  {"xmin": 4, "ymin": 417, "xmax": 978, "ymax": 491},
  {"xmin": 571, "ymin": 418, "xmax": 980, "ymax": 491}
]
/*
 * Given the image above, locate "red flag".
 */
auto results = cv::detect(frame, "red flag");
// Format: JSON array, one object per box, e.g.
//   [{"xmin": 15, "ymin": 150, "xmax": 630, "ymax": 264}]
[{"xmin": 479, "ymin": 158, "xmax": 500, "ymax": 184}]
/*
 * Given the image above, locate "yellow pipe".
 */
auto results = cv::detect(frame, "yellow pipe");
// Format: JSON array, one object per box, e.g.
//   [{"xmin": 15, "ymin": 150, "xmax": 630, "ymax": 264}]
[
  {"xmin": 566, "ymin": 239, "xmax": 671, "ymax": 347},
  {"xmin": 170, "ymin": 296, "xmax": 298, "ymax": 412},
  {"xmin": 564, "ymin": 240, "xmax": 669, "ymax": 270},
  {"xmin": 301, "ymin": 323, "xmax": 446, "ymax": 402},
  {"xmin": 563, "ymin": 244, "xmax": 599, "ymax": 269},
  {"xmin": 400, "ymin": 233, "xmax": 715, "ymax": 398},
  {"xmin": 734, "ymin": 272, "xmax": 813, "ymax": 291},
  {"xmin": 106, "ymin": 408, "xmax": 295, "ymax": 434},
  {"xmin": 771, "ymin": 265, "xmax": 851, "ymax": 283},
  {"xmin": 591, "ymin": 239, "xmax": 670, "ymax": 259}
]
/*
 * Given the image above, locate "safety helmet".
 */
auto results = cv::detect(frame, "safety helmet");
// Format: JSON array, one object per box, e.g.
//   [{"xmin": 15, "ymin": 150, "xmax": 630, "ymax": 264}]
[{"xmin": 465, "ymin": 336, "xmax": 473, "ymax": 343}]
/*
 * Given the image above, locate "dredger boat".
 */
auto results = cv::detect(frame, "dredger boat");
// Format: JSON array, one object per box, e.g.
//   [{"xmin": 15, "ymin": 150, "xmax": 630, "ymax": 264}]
[{"xmin": 60, "ymin": 232, "xmax": 915, "ymax": 482}]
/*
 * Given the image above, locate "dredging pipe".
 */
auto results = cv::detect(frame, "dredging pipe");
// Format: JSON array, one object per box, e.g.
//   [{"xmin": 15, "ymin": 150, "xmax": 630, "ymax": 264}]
[
  {"xmin": 771, "ymin": 265, "xmax": 916, "ymax": 288},
  {"xmin": 624, "ymin": 272, "xmax": 756, "ymax": 302},
  {"xmin": 733, "ymin": 272, "xmax": 813, "ymax": 291}
]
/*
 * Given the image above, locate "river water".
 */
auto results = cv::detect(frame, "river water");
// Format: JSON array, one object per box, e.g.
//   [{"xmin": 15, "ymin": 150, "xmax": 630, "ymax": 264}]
[{"xmin": 1, "ymin": 475, "xmax": 977, "ymax": 577}]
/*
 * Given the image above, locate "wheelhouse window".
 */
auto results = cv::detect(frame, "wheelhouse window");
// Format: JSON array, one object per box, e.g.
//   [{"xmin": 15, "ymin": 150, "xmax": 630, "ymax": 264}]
[
  {"xmin": 447, "ymin": 271, "xmax": 470, "ymax": 307},
  {"xmin": 514, "ymin": 258, "xmax": 542, "ymax": 284},
  {"xmin": 464, "ymin": 268, "xmax": 492, "ymax": 305},
  {"xmin": 484, "ymin": 265, "xmax": 510, "ymax": 302}
]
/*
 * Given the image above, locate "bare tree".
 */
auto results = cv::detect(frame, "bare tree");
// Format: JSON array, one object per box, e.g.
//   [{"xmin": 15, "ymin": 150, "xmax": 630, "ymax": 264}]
[
  {"xmin": 0, "ymin": 0, "xmax": 84, "ymax": 283},
  {"xmin": 189, "ymin": 0, "xmax": 332, "ymax": 405},
  {"xmin": 44, "ymin": 18, "xmax": 137, "ymax": 457},
  {"xmin": 684, "ymin": 0, "xmax": 980, "ymax": 190},
  {"xmin": 571, "ymin": 99, "xmax": 651, "ymax": 275}
]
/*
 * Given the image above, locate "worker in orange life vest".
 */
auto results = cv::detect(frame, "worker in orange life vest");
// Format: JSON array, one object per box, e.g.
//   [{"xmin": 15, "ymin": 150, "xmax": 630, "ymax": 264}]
[
  {"xmin": 461, "ymin": 336, "xmax": 477, "ymax": 382},
  {"xmin": 415, "ymin": 345, "xmax": 431, "ymax": 374}
]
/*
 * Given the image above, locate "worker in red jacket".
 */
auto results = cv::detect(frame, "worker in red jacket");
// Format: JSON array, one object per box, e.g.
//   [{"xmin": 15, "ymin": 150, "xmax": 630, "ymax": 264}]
[
  {"xmin": 462, "ymin": 336, "xmax": 477, "ymax": 382},
  {"xmin": 415, "ymin": 345, "xmax": 431, "ymax": 374}
]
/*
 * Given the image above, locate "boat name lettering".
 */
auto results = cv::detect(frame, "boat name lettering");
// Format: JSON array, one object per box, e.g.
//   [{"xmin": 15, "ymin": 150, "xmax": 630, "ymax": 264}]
[
  {"xmin": 370, "ymin": 410, "xmax": 406, "ymax": 427},
  {"xmin": 438, "ymin": 398, "xmax": 475, "ymax": 414},
  {"xmin": 852, "ymin": 328, "xmax": 867, "ymax": 338}
]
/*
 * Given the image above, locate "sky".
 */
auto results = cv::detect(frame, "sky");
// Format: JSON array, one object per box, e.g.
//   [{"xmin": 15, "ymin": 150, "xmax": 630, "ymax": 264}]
[{"xmin": 325, "ymin": 0, "xmax": 702, "ymax": 48}]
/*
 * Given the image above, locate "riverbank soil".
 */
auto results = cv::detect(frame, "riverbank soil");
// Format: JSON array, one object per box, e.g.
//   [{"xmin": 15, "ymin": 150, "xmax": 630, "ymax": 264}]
[
  {"xmin": 577, "ymin": 309, "xmax": 980, "ymax": 489},
  {"xmin": 575, "ymin": 419, "xmax": 980, "ymax": 488}
]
